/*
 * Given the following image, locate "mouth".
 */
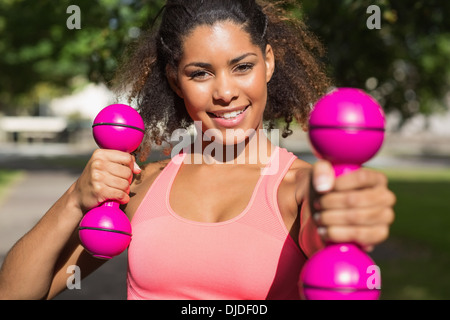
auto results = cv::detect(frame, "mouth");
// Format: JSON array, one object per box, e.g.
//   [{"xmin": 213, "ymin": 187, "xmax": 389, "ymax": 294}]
[{"xmin": 207, "ymin": 105, "xmax": 250, "ymax": 120}]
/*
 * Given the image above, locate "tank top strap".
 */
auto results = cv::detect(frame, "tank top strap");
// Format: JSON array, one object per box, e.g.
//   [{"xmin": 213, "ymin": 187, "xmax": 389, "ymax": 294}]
[
  {"xmin": 131, "ymin": 152, "xmax": 187, "ymax": 226},
  {"xmin": 236, "ymin": 146, "xmax": 298, "ymax": 238},
  {"xmin": 259, "ymin": 146, "xmax": 298, "ymax": 206}
]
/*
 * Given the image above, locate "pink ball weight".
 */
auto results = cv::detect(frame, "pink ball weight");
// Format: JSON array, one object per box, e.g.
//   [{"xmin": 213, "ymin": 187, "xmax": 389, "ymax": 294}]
[
  {"xmin": 300, "ymin": 88, "xmax": 385, "ymax": 299},
  {"xmin": 308, "ymin": 88, "xmax": 385, "ymax": 176},
  {"xmin": 79, "ymin": 202, "xmax": 132, "ymax": 259},
  {"xmin": 92, "ymin": 104, "xmax": 145, "ymax": 153},
  {"xmin": 299, "ymin": 244, "xmax": 381, "ymax": 300},
  {"xmin": 78, "ymin": 104, "xmax": 144, "ymax": 259}
]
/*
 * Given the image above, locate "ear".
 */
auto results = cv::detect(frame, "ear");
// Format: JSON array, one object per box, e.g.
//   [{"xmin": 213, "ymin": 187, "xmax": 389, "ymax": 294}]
[
  {"xmin": 166, "ymin": 64, "xmax": 184, "ymax": 99},
  {"xmin": 264, "ymin": 44, "xmax": 275, "ymax": 83}
]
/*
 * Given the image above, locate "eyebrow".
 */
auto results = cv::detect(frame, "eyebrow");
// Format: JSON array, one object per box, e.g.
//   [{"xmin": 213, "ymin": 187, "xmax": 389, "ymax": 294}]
[{"xmin": 183, "ymin": 52, "xmax": 258, "ymax": 70}]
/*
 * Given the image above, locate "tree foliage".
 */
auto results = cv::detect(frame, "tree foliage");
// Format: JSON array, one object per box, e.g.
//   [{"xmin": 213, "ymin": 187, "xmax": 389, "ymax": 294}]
[
  {"xmin": 297, "ymin": 0, "xmax": 450, "ymax": 126},
  {"xmin": 0, "ymin": 0, "xmax": 164, "ymax": 114},
  {"xmin": 0, "ymin": 0, "xmax": 449, "ymax": 125}
]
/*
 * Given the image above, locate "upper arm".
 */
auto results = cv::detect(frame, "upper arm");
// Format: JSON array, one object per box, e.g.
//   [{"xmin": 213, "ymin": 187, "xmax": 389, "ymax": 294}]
[
  {"xmin": 44, "ymin": 222, "xmax": 108, "ymax": 299},
  {"xmin": 45, "ymin": 159, "xmax": 171, "ymax": 299}
]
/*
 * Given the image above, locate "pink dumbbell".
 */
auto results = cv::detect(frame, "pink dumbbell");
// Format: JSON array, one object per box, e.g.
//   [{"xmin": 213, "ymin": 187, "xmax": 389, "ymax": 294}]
[
  {"xmin": 78, "ymin": 104, "xmax": 145, "ymax": 259},
  {"xmin": 299, "ymin": 88, "xmax": 385, "ymax": 299}
]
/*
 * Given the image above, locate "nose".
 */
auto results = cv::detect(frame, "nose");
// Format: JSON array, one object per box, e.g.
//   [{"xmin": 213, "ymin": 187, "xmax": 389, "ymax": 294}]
[{"xmin": 212, "ymin": 72, "xmax": 239, "ymax": 104}]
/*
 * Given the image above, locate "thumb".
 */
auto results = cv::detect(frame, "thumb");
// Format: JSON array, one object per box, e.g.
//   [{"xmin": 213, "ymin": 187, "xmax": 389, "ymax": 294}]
[
  {"xmin": 130, "ymin": 154, "xmax": 142, "ymax": 175},
  {"xmin": 133, "ymin": 161, "xmax": 142, "ymax": 175},
  {"xmin": 312, "ymin": 160, "xmax": 335, "ymax": 193}
]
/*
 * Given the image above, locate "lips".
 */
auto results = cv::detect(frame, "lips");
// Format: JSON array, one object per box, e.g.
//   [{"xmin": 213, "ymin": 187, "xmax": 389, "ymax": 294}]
[
  {"xmin": 207, "ymin": 105, "xmax": 250, "ymax": 128},
  {"xmin": 207, "ymin": 106, "xmax": 249, "ymax": 119}
]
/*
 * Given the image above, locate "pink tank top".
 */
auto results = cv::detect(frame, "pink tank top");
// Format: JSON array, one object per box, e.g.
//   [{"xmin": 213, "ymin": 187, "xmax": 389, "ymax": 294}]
[{"xmin": 127, "ymin": 146, "xmax": 307, "ymax": 300}]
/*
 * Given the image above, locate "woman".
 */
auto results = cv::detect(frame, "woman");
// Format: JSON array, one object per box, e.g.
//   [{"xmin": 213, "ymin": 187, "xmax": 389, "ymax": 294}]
[{"xmin": 0, "ymin": 0, "xmax": 395, "ymax": 299}]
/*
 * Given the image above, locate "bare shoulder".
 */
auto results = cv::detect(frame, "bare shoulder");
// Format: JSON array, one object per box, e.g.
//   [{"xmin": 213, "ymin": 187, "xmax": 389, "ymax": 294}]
[
  {"xmin": 124, "ymin": 158, "xmax": 171, "ymax": 219},
  {"xmin": 281, "ymin": 157, "xmax": 312, "ymax": 204},
  {"xmin": 284, "ymin": 157, "xmax": 312, "ymax": 184}
]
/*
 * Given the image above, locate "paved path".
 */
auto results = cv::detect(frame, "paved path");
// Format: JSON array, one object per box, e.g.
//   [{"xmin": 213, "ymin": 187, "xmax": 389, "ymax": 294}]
[{"xmin": 0, "ymin": 169, "xmax": 128, "ymax": 300}]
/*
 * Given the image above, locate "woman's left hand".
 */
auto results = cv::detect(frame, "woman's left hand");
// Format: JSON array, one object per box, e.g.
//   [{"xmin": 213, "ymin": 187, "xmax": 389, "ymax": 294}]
[{"xmin": 310, "ymin": 160, "xmax": 396, "ymax": 251}]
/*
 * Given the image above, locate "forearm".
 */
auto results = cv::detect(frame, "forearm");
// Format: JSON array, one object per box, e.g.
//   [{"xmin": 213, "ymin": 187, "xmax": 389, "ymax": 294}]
[
  {"xmin": 299, "ymin": 202, "xmax": 324, "ymax": 258},
  {"xmin": 0, "ymin": 183, "xmax": 83, "ymax": 300}
]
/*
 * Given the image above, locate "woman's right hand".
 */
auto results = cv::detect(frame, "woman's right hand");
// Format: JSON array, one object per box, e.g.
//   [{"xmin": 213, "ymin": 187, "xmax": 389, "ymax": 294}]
[{"xmin": 73, "ymin": 149, "xmax": 142, "ymax": 214}]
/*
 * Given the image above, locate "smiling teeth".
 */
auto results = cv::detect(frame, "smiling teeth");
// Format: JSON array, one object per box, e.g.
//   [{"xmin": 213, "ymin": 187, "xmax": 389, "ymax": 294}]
[{"xmin": 214, "ymin": 108, "xmax": 246, "ymax": 119}]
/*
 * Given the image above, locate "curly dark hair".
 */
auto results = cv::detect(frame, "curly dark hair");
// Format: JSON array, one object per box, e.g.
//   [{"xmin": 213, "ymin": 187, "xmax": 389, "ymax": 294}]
[{"xmin": 112, "ymin": 0, "xmax": 331, "ymax": 161}]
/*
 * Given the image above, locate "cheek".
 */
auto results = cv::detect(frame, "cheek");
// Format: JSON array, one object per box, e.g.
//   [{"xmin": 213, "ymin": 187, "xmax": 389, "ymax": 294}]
[
  {"xmin": 181, "ymin": 83, "xmax": 211, "ymax": 112},
  {"xmin": 242, "ymin": 72, "xmax": 268, "ymax": 105}
]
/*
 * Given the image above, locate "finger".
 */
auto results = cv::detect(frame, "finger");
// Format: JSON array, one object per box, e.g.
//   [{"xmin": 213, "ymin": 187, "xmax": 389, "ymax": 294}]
[
  {"xmin": 101, "ymin": 150, "xmax": 141, "ymax": 175},
  {"xmin": 91, "ymin": 178, "xmax": 130, "ymax": 206},
  {"xmin": 314, "ymin": 207, "xmax": 395, "ymax": 227},
  {"xmin": 104, "ymin": 174, "xmax": 131, "ymax": 194},
  {"xmin": 107, "ymin": 162, "xmax": 135, "ymax": 184},
  {"xmin": 316, "ymin": 187, "xmax": 396, "ymax": 210},
  {"xmin": 117, "ymin": 153, "xmax": 141, "ymax": 175},
  {"xmin": 311, "ymin": 160, "xmax": 335, "ymax": 193},
  {"xmin": 333, "ymin": 168, "xmax": 388, "ymax": 192},
  {"xmin": 127, "ymin": 153, "xmax": 142, "ymax": 175},
  {"xmin": 104, "ymin": 189, "xmax": 130, "ymax": 205},
  {"xmin": 102, "ymin": 149, "xmax": 134, "ymax": 166},
  {"xmin": 133, "ymin": 160, "xmax": 142, "ymax": 175},
  {"xmin": 95, "ymin": 150, "xmax": 141, "ymax": 177},
  {"xmin": 318, "ymin": 224, "xmax": 390, "ymax": 247}
]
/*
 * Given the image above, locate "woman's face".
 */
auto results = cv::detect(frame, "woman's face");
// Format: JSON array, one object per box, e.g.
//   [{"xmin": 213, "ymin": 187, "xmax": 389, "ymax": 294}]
[{"xmin": 169, "ymin": 21, "xmax": 275, "ymax": 145}]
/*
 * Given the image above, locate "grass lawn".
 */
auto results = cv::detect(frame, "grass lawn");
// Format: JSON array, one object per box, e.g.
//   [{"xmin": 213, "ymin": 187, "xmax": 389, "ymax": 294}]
[
  {"xmin": 0, "ymin": 169, "xmax": 24, "ymax": 204},
  {"xmin": 375, "ymin": 168, "xmax": 450, "ymax": 300}
]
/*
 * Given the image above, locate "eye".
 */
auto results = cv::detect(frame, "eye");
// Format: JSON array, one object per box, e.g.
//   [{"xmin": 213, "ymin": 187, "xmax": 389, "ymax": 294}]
[
  {"xmin": 189, "ymin": 70, "xmax": 211, "ymax": 80},
  {"xmin": 234, "ymin": 63, "xmax": 254, "ymax": 74}
]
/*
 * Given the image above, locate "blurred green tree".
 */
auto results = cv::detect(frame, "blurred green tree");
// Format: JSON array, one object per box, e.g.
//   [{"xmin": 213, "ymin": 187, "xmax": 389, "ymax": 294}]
[
  {"xmin": 297, "ymin": 0, "xmax": 450, "ymax": 127},
  {"xmin": 0, "ymin": 0, "xmax": 449, "ymax": 127},
  {"xmin": 0, "ymin": 0, "xmax": 164, "ymax": 115}
]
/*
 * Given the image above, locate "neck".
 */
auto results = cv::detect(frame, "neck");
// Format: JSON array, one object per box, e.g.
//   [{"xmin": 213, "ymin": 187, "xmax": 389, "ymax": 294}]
[{"xmin": 188, "ymin": 127, "xmax": 277, "ymax": 166}]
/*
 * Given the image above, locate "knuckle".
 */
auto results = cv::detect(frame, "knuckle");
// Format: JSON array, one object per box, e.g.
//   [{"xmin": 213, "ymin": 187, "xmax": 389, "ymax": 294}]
[
  {"xmin": 384, "ymin": 207, "xmax": 395, "ymax": 225},
  {"xmin": 120, "ymin": 179, "xmax": 131, "ymax": 191},
  {"xmin": 117, "ymin": 191, "xmax": 130, "ymax": 204},
  {"xmin": 91, "ymin": 170, "xmax": 103, "ymax": 183},
  {"xmin": 91, "ymin": 159, "xmax": 104, "ymax": 170},
  {"xmin": 378, "ymin": 172, "xmax": 388, "ymax": 186},
  {"xmin": 348, "ymin": 209, "xmax": 365, "ymax": 225},
  {"xmin": 121, "ymin": 153, "xmax": 133, "ymax": 165},
  {"xmin": 92, "ymin": 149, "xmax": 107, "ymax": 160},
  {"xmin": 388, "ymin": 190, "xmax": 397, "ymax": 206},
  {"xmin": 357, "ymin": 169, "xmax": 371, "ymax": 185},
  {"xmin": 377, "ymin": 226, "xmax": 390, "ymax": 243},
  {"xmin": 92, "ymin": 149, "xmax": 102, "ymax": 157},
  {"xmin": 125, "ymin": 166, "xmax": 133, "ymax": 178},
  {"xmin": 345, "ymin": 192, "xmax": 360, "ymax": 207},
  {"xmin": 353, "ymin": 227, "xmax": 365, "ymax": 243},
  {"xmin": 92, "ymin": 182, "xmax": 103, "ymax": 195}
]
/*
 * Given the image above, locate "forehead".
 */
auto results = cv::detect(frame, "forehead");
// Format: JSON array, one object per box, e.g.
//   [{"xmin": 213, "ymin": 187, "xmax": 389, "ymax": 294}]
[{"xmin": 180, "ymin": 21, "xmax": 261, "ymax": 64}]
